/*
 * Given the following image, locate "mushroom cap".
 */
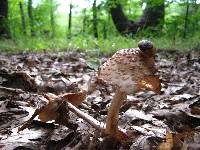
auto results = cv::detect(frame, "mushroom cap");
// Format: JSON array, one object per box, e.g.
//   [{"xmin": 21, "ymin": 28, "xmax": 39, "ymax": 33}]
[{"xmin": 98, "ymin": 42, "xmax": 157, "ymax": 94}]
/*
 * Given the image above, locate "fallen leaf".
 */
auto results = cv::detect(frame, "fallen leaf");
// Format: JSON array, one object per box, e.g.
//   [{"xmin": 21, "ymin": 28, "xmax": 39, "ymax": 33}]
[
  {"xmin": 136, "ymin": 75, "xmax": 161, "ymax": 94},
  {"xmin": 38, "ymin": 98, "xmax": 60, "ymax": 122},
  {"xmin": 158, "ymin": 132, "xmax": 173, "ymax": 150},
  {"xmin": 60, "ymin": 90, "xmax": 87, "ymax": 107},
  {"xmin": 39, "ymin": 90, "xmax": 86, "ymax": 122},
  {"xmin": 102, "ymin": 128, "xmax": 129, "ymax": 143},
  {"xmin": 86, "ymin": 58, "xmax": 100, "ymax": 71},
  {"xmin": 115, "ymin": 129, "xmax": 129, "ymax": 142},
  {"xmin": 0, "ymin": 144, "xmax": 5, "ymax": 149}
]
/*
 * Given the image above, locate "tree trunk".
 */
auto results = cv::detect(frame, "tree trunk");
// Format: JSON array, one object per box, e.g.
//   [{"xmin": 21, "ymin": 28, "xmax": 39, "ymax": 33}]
[
  {"xmin": 28, "ymin": 0, "xmax": 34, "ymax": 36},
  {"xmin": 190, "ymin": 0, "xmax": 198, "ymax": 34},
  {"xmin": 103, "ymin": 21, "xmax": 107, "ymax": 39},
  {"xmin": 82, "ymin": 8, "xmax": 86, "ymax": 33},
  {"xmin": 109, "ymin": 2, "xmax": 139, "ymax": 35},
  {"xmin": 93, "ymin": 0, "xmax": 98, "ymax": 38},
  {"xmin": 19, "ymin": 2, "xmax": 26, "ymax": 35},
  {"xmin": 140, "ymin": 0, "xmax": 165, "ymax": 27},
  {"xmin": 109, "ymin": 0, "xmax": 165, "ymax": 35},
  {"xmin": 50, "ymin": 0, "xmax": 55, "ymax": 38},
  {"xmin": 68, "ymin": 0, "xmax": 72, "ymax": 38},
  {"xmin": 183, "ymin": 0, "xmax": 189, "ymax": 38},
  {"xmin": 0, "ymin": 0, "xmax": 10, "ymax": 38}
]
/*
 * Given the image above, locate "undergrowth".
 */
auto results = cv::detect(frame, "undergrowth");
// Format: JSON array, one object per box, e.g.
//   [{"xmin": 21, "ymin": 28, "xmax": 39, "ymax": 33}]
[{"xmin": 0, "ymin": 34, "xmax": 200, "ymax": 54}]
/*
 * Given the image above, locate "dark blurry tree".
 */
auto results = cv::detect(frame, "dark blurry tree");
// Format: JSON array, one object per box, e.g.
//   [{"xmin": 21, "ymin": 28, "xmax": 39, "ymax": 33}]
[
  {"xmin": 0, "ymin": 0, "xmax": 10, "ymax": 38},
  {"xmin": 68, "ymin": 0, "xmax": 72, "ymax": 38},
  {"xmin": 50, "ymin": 0, "xmax": 55, "ymax": 37},
  {"xmin": 28, "ymin": 0, "xmax": 35, "ymax": 36},
  {"xmin": 93, "ymin": 0, "xmax": 98, "ymax": 38},
  {"xmin": 19, "ymin": 1, "xmax": 26, "ymax": 34},
  {"xmin": 183, "ymin": 0, "xmax": 189, "ymax": 38},
  {"xmin": 108, "ymin": 0, "xmax": 165, "ymax": 35},
  {"xmin": 190, "ymin": 0, "xmax": 200, "ymax": 34}
]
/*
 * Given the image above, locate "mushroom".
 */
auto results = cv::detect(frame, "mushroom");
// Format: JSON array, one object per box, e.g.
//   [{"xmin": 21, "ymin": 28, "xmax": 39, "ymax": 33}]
[{"xmin": 98, "ymin": 40, "xmax": 161, "ymax": 136}]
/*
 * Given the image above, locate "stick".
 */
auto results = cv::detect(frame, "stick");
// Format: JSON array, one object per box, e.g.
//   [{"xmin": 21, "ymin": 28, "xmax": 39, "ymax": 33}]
[
  {"xmin": 68, "ymin": 102, "xmax": 105, "ymax": 130},
  {"xmin": 0, "ymin": 86, "xmax": 24, "ymax": 95}
]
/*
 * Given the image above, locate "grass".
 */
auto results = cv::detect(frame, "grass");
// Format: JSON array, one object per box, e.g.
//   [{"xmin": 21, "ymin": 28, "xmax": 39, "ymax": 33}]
[
  {"xmin": 0, "ymin": 34, "xmax": 200, "ymax": 54},
  {"xmin": 0, "ymin": 35, "xmax": 137, "ymax": 53}
]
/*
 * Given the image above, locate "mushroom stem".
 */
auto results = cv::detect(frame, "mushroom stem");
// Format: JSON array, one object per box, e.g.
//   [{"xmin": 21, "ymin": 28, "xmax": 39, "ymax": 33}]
[{"xmin": 105, "ymin": 88, "xmax": 127, "ymax": 135}]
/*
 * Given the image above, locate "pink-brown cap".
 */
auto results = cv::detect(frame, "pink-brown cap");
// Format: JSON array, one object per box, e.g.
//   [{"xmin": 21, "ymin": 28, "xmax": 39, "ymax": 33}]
[{"xmin": 98, "ymin": 41, "xmax": 158, "ymax": 94}]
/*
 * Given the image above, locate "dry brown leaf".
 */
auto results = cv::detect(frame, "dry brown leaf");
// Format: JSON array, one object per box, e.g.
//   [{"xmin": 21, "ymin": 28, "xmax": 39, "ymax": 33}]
[
  {"xmin": 38, "ymin": 98, "xmax": 60, "ymax": 122},
  {"xmin": 44, "ymin": 92, "xmax": 59, "ymax": 100},
  {"xmin": 115, "ymin": 129, "xmax": 129, "ymax": 143},
  {"xmin": 60, "ymin": 90, "xmax": 87, "ymax": 107},
  {"xmin": 190, "ymin": 106, "xmax": 200, "ymax": 115},
  {"xmin": 39, "ymin": 90, "xmax": 86, "ymax": 122},
  {"xmin": 136, "ymin": 75, "xmax": 161, "ymax": 94},
  {"xmin": 158, "ymin": 132, "xmax": 173, "ymax": 150},
  {"xmin": 101, "ymin": 128, "xmax": 129, "ymax": 143}
]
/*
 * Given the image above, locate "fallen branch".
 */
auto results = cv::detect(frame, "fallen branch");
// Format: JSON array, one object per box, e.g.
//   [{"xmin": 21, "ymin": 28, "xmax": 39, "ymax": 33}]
[
  {"xmin": 0, "ymin": 86, "xmax": 25, "ymax": 95},
  {"xmin": 68, "ymin": 102, "xmax": 105, "ymax": 130},
  {"xmin": 68, "ymin": 102, "xmax": 128, "ymax": 142},
  {"xmin": 18, "ymin": 93, "xmax": 128, "ymax": 142}
]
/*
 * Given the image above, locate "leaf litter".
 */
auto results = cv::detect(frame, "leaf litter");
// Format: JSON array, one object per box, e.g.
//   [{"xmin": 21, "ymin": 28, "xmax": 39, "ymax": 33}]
[{"xmin": 0, "ymin": 50, "xmax": 200, "ymax": 150}]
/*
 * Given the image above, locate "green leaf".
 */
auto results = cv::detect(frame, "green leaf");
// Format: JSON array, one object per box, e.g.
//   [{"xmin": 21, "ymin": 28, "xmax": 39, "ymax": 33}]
[{"xmin": 86, "ymin": 58, "xmax": 100, "ymax": 71}]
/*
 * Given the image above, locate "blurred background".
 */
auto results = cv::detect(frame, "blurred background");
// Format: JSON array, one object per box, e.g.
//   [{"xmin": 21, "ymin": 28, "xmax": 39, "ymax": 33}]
[{"xmin": 0, "ymin": 0, "xmax": 200, "ymax": 53}]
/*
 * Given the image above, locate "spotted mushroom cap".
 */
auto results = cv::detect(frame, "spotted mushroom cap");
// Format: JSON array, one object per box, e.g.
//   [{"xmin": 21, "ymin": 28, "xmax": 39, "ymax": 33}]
[{"xmin": 98, "ymin": 40, "xmax": 157, "ymax": 94}]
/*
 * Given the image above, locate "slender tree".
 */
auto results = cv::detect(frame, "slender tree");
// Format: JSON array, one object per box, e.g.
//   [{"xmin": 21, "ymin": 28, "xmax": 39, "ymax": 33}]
[
  {"xmin": 82, "ymin": 8, "xmax": 87, "ymax": 34},
  {"xmin": 28, "ymin": 0, "xmax": 34, "ymax": 36},
  {"xmin": 0, "ymin": 0, "xmax": 10, "ymax": 38},
  {"xmin": 103, "ymin": 21, "xmax": 107, "ymax": 39},
  {"xmin": 68, "ymin": 0, "xmax": 72, "ymax": 38},
  {"xmin": 190, "ymin": 0, "xmax": 199, "ymax": 33},
  {"xmin": 183, "ymin": 0, "xmax": 190, "ymax": 38},
  {"xmin": 19, "ymin": 1, "xmax": 26, "ymax": 34},
  {"xmin": 50, "ymin": 0, "xmax": 55, "ymax": 38},
  {"xmin": 93, "ymin": 0, "xmax": 98, "ymax": 38}
]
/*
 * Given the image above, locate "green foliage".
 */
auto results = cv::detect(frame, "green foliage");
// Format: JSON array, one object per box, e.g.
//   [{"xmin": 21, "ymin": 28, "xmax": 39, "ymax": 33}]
[
  {"xmin": 8, "ymin": 0, "xmax": 58, "ymax": 38},
  {"xmin": 1, "ymin": 0, "xmax": 200, "ymax": 53},
  {"xmin": 1, "ymin": 32, "xmax": 200, "ymax": 54}
]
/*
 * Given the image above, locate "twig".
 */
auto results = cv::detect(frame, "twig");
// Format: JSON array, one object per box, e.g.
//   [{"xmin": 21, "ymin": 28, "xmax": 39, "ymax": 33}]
[
  {"xmin": 17, "ymin": 93, "xmax": 127, "ymax": 141},
  {"xmin": 68, "ymin": 102, "xmax": 105, "ymax": 130},
  {"xmin": 0, "ymin": 86, "xmax": 25, "ymax": 95},
  {"xmin": 68, "ymin": 100, "xmax": 128, "ymax": 141},
  {"xmin": 18, "ymin": 108, "xmax": 40, "ymax": 132}
]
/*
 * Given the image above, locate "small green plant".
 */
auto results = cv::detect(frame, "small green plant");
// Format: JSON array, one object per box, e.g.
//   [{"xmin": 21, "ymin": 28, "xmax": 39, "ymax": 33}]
[{"xmin": 0, "ymin": 32, "xmax": 199, "ymax": 53}]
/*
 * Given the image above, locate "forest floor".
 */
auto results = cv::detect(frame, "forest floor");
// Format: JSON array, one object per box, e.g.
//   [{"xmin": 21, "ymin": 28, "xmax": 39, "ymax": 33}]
[{"xmin": 0, "ymin": 50, "xmax": 200, "ymax": 150}]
